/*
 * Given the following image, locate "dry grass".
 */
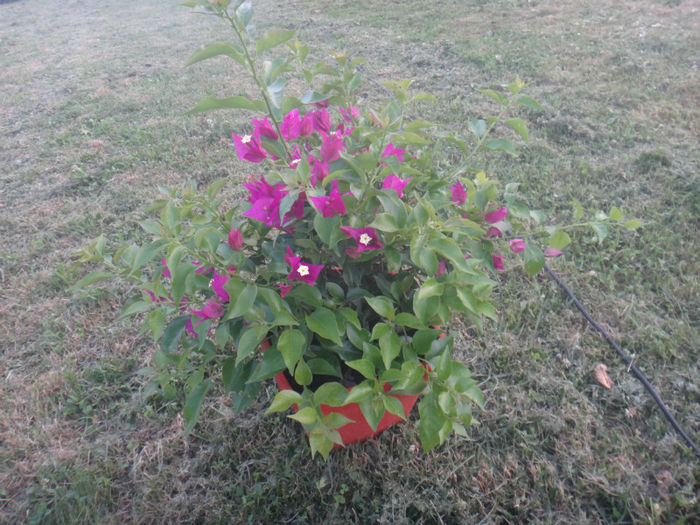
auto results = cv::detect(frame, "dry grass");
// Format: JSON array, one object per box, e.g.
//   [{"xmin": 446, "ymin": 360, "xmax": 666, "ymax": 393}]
[{"xmin": 1, "ymin": 0, "xmax": 697, "ymax": 523}]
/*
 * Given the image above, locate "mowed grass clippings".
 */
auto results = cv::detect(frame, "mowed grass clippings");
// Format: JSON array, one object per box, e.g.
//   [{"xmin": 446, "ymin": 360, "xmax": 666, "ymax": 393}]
[{"xmin": 0, "ymin": 0, "xmax": 697, "ymax": 523}]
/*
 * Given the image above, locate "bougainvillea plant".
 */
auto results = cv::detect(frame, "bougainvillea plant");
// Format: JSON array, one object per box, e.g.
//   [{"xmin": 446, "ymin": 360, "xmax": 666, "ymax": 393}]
[{"xmin": 74, "ymin": 0, "xmax": 639, "ymax": 459}]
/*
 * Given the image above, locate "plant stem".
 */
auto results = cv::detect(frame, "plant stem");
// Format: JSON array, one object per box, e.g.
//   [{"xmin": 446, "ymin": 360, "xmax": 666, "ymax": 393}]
[
  {"xmin": 221, "ymin": 9, "xmax": 291, "ymax": 158},
  {"xmin": 451, "ymin": 103, "xmax": 511, "ymax": 179}
]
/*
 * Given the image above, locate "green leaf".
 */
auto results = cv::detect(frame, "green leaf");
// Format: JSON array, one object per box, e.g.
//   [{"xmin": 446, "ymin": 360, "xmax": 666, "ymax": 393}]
[
  {"xmin": 326, "ymin": 282, "xmax": 344, "ymax": 301},
  {"xmin": 226, "ymin": 283, "xmax": 257, "ymax": 319},
  {"xmin": 345, "ymin": 380, "xmax": 374, "ymax": 404},
  {"xmin": 357, "ymin": 396, "xmax": 384, "ymax": 432},
  {"xmin": 266, "ymin": 389, "xmax": 303, "ymax": 413},
  {"xmin": 266, "ymin": 77, "xmax": 285, "ymax": 109},
  {"xmin": 410, "ymin": 92, "xmax": 438, "ymax": 103},
  {"xmin": 505, "ymin": 117, "xmax": 529, "ymax": 142},
  {"xmin": 410, "ymin": 233, "xmax": 438, "ymax": 275},
  {"xmin": 609, "ymin": 206, "xmax": 623, "ymax": 221},
  {"xmin": 338, "ymin": 307, "xmax": 361, "ymax": 329},
  {"xmin": 288, "ymin": 406, "xmax": 318, "ymax": 425},
  {"xmin": 248, "ymin": 347, "xmax": 286, "ymax": 382},
  {"xmin": 484, "ymin": 138, "xmax": 518, "ymax": 156},
  {"xmin": 277, "ymin": 329, "xmax": 305, "ymax": 372},
  {"xmin": 314, "ymin": 382, "xmax": 349, "ymax": 406},
  {"xmin": 418, "ymin": 392, "xmax": 446, "ymax": 451},
  {"xmin": 308, "ymin": 357, "xmax": 340, "ymax": 377},
  {"xmin": 214, "ymin": 323, "xmax": 231, "ymax": 348},
  {"xmin": 524, "ymin": 244, "xmax": 545, "ymax": 276},
  {"xmin": 365, "ymin": 296, "xmax": 395, "ymax": 321},
  {"xmin": 165, "ymin": 245, "xmax": 186, "ymax": 277},
  {"xmin": 481, "ymin": 89, "xmax": 508, "ymax": 106},
  {"xmin": 131, "ymin": 241, "xmax": 167, "ymax": 273},
  {"xmin": 118, "ymin": 300, "xmax": 151, "ymax": 320},
  {"xmin": 572, "ymin": 198, "xmax": 584, "ymax": 220},
  {"xmin": 186, "ymin": 42, "xmax": 245, "ymax": 67},
  {"xmin": 235, "ymin": 0, "xmax": 252, "ymax": 26},
  {"xmin": 183, "ymin": 380, "xmax": 211, "ymax": 434},
  {"xmin": 438, "ymin": 391, "xmax": 456, "ymax": 416},
  {"xmin": 411, "ymin": 329, "xmax": 440, "ymax": 355},
  {"xmin": 428, "ymin": 237, "xmax": 471, "ymax": 273},
  {"xmin": 170, "ymin": 262, "xmax": 194, "ymax": 305},
  {"xmin": 148, "ymin": 308, "xmax": 166, "ymax": 344},
  {"xmin": 413, "ymin": 279, "xmax": 444, "ymax": 324},
  {"xmin": 313, "ymin": 214, "xmax": 343, "ymax": 249},
  {"xmin": 71, "ymin": 271, "xmax": 113, "ymax": 291},
  {"xmin": 300, "ymin": 90, "xmax": 329, "ymax": 104},
  {"xmin": 436, "ymin": 349, "xmax": 452, "ymax": 381},
  {"xmin": 306, "ymin": 307, "xmax": 341, "ymax": 344},
  {"xmin": 346, "ymin": 323, "xmax": 369, "ymax": 350},
  {"xmin": 382, "ymin": 395, "xmax": 406, "ymax": 419},
  {"xmin": 289, "ymin": 283, "xmax": 322, "ymax": 307},
  {"xmin": 529, "ymin": 209, "xmax": 546, "ymax": 224},
  {"xmin": 263, "ymin": 57, "xmax": 293, "ymax": 85},
  {"xmin": 187, "ymin": 95, "xmax": 266, "ymax": 114},
  {"xmin": 294, "ymin": 359, "xmax": 312, "ymax": 386},
  {"xmin": 344, "ymin": 381, "xmax": 375, "ymax": 404},
  {"xmin": 453, "ymin": 422, "xmax": 468, "ymax": 437},
  {"xmin": 322, "ymin": 412, "xmax": 354, "ymax": 429},
  {"xmin": 346, "ymin": 359, "xmax": 375, "ymax": 380},
  {"xmin": 369, "ymin": 213, "xmax": 399, "ymax": 232},
  {"xmin": 236, "ymin": 326, "xmax": 267, "ymax": 365},
  {"xmin": 591, "ymin": 222, "xmax": 609, "ymax": 243},
  {"xmin": 161, "ymin": 315, "xmax": 189, "ymax": 352},
  {"xmin": 376, "ymin": 192, "xmax": 407, "ymax": 227},
  {"xmin": 207, "ymin": 178, "xmax": 227, "ymax": 200},
  {"xmin": 221, "ymin": 358, "xmax": 236, "ymax": 391},
  {"xmin": 161, "ymin": 202, "xmax": 179, "ymax": 230},
  {"xmin": 412, "ymin": 203, "xmax": 429, "ymax": 227},
  {"xmin": 548, "ymin": 230, "xmax": 572, "ymax": 250},
  {"xmin": 401, "ymin": 131, "xmax": 432, "ymax": 145},
  {"xmin": 467, "ymin": 119, "xmax": 487, "ymax": 138},
  {"xmin": 308, "ymin": 428, "xmax": 338, "ymax": 459},
  {"xmin": 455, "ymin": 288, "xmax": 478, "ymax": 315},
  {"xmin": 394, "ymin": 313, "xmax": 424, "ymax": 330},
  {"xmin": 139, "ymin": 219, "xmax": 162, "ymax": 235},
  {"xmin": 515, "ymin": 95, "xmax": 543, "ymax": 111},
  {"xmin": 623, "ymin": 219, "xmax": 642, "ymax": 230},
  {"xmin": 464, "ymin": 384, "xmax": 485, "ymax": 410},
  {"xmin": 379, "ymin": 330, "xmax": 401, "ymax": 370},
  {"xmin": 256, "ymin": 28, "xmax": 296, "ymax": 55},
  {"xmin": 371, "ymin": 323, "xmax": 393, "ymax": 341}
]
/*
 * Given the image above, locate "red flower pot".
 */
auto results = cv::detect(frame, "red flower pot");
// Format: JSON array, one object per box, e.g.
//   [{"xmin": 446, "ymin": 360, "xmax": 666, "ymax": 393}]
[{"xmin": 273, "ymin": 371, "xmax": 419, "ymax": 447}]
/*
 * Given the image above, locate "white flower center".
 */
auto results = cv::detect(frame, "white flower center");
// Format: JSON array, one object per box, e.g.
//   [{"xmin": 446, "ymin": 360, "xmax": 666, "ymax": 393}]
[
  {"xmin": 290, "ymin": 159, "xmax": 301, "ymax": 167},
  {"xmin": 241, "ymin": 134, "xmax": 252, "ymax": 143},
  {"xmin": 359, "ymin": 233, "xmax": 372, "ymax": 246},
  {"xmin": 297, "ymin": 265, "xmax": 310, "ymax": 276}
]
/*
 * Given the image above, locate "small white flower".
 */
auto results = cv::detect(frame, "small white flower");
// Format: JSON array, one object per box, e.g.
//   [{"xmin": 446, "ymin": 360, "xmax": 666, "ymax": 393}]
[
  {"xmin": 359, "ymin": 233, "xmax": 372, "ymax": 246},
  {"xmin": 290, "ymin": 159, "xmax": 301, "ymax": 167},
  {"xmin": 241, "ymin": 134, "xmax": 252, "ymax": 143},
  {"xmin": 297, "ymin": 265, "xmax": 310, "ymax": 276}
]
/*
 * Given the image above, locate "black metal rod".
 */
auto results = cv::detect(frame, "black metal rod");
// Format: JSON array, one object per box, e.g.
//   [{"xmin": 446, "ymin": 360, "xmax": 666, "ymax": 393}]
[{"xmin": 544, "ymin": 264, "xmax": 699, "ymax": 456}]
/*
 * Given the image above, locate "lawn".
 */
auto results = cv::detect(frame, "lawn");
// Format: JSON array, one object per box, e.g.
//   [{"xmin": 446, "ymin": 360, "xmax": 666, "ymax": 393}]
[{"xmin": 0, "ymin": 0, "xmax": 697, "ymax": 523}]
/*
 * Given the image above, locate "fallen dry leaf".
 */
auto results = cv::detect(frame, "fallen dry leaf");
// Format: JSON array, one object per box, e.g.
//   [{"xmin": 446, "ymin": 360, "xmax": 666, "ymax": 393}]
[{"xmin": 594, "ymin": 364, "xmax": 613, "ymax": 389}]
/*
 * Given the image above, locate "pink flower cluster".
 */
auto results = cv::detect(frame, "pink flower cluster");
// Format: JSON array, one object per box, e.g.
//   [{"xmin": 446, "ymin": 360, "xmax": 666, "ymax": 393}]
[
  {"xmin": 233, "ymin": 106, "xmax": 356, "ymax": 172},
  {"xmin": 242, "ymin": 174, "xmax": 305, "ymax": 228},
  {"xmin": 232, "ymin": 107, "xmax": 415, "ymax": 272}
]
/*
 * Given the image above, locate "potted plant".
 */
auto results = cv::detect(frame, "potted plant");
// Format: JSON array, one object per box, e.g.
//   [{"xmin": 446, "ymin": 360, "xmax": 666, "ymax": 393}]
[{"xmin": 74, "ymin": 0, "xmax": 636, "ymax": 459}]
